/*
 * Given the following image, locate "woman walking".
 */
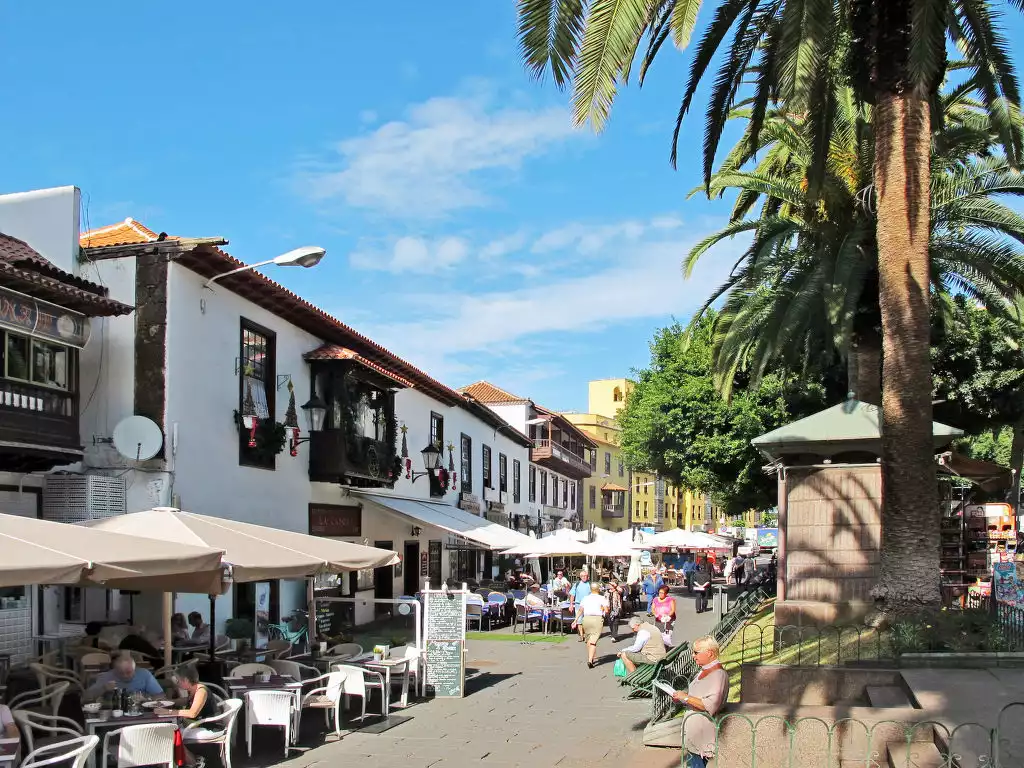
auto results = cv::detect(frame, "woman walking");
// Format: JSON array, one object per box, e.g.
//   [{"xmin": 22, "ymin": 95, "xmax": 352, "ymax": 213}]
[
  {"xmin": 579, "ymin": 583, "xmax": 608, "ymax": 669},
  {"xmin": 650, "ymin": 584, "xmax": 676, "ymax": 638},
  {"xmin": 606, "ymin": 579, "xmax": 624, "ymax": 642}
]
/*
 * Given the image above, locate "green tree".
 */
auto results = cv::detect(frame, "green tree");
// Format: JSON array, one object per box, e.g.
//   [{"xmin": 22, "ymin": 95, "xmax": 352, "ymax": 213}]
[
  {"xmin": 618, "ymin": 313, "xmax": 843, "ymax": 515},
  {"xmin": 516, "ymin": 0, "xmax": 1023, "ymax": 612},
  {"xmin": 687, "ymin": 75, "xmax": 1024, "ymax": 406}
]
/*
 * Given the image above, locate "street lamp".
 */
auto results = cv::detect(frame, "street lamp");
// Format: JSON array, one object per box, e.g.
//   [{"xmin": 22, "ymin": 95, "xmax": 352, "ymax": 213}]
[
  {"xmin": 200, "ymin": 246, "xmax": 327, "ymax": 313},
  {"xmin": 410, "ymin": 443, "xmax": 444, "ymax": 483},
  {"xmin": 300, "ymin": 392, "xmax": 327, "ymax": 433}
]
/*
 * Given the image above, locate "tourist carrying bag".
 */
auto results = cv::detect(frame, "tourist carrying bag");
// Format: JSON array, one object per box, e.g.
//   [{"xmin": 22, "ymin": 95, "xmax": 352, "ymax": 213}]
[{"xmin": 613, "ymin": 658, "xmax": 627, "ymax": 678}]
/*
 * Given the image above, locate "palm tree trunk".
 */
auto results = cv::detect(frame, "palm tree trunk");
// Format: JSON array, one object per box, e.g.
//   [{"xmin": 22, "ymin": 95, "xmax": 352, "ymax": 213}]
[
  {"xmin": 871, "ymin": 89, "xmax": 941, "ymax": 614},
  {"xmin": 849, "ymin": 329, "xmax": 882, "ymax": 405},
  {"xmin": 1010, "ymin": 419, "xmax": 1024, "ymax": 509}
]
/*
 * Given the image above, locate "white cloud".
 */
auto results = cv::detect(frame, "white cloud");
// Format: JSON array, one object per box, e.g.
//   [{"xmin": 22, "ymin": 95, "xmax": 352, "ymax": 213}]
[
  {"xmin": 295, "ymin": 87, "xmax": 578, "ymax": 219},
  {"xmin": 531, "ymin": 217, "xmax": 681, "ymax": 255},
  {"xmin": 350, "ymin": 235, "xmax": 470, "ymax": 274},
  {"xmin": 480, "ymin": 232, "xmax": 527, "ymax": 260},
  {"xmin": 358, "ymin": 110, "xmax": 378, "ymax": 125},
  {"xmin": 355, "ymin": 218, "xmax": 740, "ymax": 373}
]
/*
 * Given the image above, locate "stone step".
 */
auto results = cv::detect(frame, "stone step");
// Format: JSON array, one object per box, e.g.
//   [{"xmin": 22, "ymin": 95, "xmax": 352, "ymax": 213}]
[
  {"xmin": 866, "ymin": 685, "xmax": 912, "ymax": 708},
  {"xmin": 886, "ymin": 742, "xmax": 944, "ymax": 768}
]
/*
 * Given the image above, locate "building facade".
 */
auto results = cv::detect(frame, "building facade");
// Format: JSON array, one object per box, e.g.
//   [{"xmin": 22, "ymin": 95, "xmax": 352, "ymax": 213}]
[
  {"xmin": 459, "ymin": 382, "xmax": 595, "ymax": 534},
  {"xmin": 33, "ymin": 206, "xmax": 535, "ymax": 635}
]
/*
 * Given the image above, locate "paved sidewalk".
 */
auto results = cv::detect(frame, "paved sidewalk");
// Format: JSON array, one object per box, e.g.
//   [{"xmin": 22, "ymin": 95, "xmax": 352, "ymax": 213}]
[{"xmin": 241, "ymin": 588, "xmax": 720, "ymax": 768}]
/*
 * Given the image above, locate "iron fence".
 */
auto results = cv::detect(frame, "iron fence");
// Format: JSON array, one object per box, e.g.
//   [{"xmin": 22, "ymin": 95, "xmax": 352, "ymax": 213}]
[
  {"xmin": 734, "ymin": 623, "xmax": 896, "ymax": 667},
  {"xmin": 650, "ymin": 704, "xmax": 1024, "ymax": 767}
]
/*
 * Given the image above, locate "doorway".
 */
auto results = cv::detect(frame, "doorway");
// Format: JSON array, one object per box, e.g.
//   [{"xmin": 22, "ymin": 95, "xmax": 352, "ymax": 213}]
[
  {"xmin": 403, "ymin": 541, "xmax": 420, "ymax": 596},
  {"xmin": 374, "ymin": 540, "xmax": 394, "ymax": 618}
]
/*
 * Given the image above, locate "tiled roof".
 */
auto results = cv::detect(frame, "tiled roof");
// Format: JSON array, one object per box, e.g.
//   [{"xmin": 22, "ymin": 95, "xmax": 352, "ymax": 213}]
[
  {"xmin": 79, "ymin": 218, "xmax": 173, "ymax": 248},
  {"xmin": 303, "ymin": 344, "xmax": 414, "ymax": 388},
  {"xmin": 0, "ymin": 233, "xmax": 133, "ymax": 316},
  {"xmin": 80, "ymin": 219, "xmax": 532, "ymax": 447},
  {"xmin": 459, "ymin": 381, "xmax": 530, "ymax": 404}
]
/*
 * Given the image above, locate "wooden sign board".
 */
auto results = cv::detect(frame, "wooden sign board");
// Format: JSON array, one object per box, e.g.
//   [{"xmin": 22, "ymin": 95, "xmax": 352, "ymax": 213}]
[
  {"xmin": 423, "ymin": 584, "xmax": 467, "ymax": 698},
  {"xmin": 308, "ymin": 504, "xmax": 361, "ymax": 537}
]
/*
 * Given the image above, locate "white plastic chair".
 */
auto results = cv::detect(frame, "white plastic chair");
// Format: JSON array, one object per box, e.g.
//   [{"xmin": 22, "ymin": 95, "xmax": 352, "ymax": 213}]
[
  {"xmin": 102, "ymin": 722, "xmax": 176, "ymax": 768},
  {"xmin": 244, "ymin": 690, "xmax": 293, "ymax": 757},
  {"xmin": 12, "ymin": 710, "xmax": 83, "ymax": 754},
  {"xmin": 388, "ymin": 646, "xmax": 422, "ymax": 697},
  {"xmin": 9, "ymin": 681, "xmax": 70, "ymax": 716},
  {"xmin": 21, "ymin": 734, "xmax": 98, "ymax": 768},
  {"xmin": 28, "ymin": 663, "xmax": 82, "ymax": 694},
  {"xmin": 295, "ymin": 672, "xmax": 344, "ymax": 738},
  {"xmin": 331, "ymin": 664, "xmax": 385, "ymax": 724},
  {"xmin": 326, "ymin": 643, "xmax": 362, "ymax": 660},
  {"xmin": 226, "ymin": 662, "xmax": 276, "ymax": 678},
  {"xmin": 180, "ymin": 699, "xmax": 243, "ymax": 768}
]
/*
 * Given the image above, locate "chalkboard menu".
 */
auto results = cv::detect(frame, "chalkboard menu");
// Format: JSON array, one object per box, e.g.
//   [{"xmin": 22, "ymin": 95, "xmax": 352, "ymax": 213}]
[{"xmin": 424, "ymin": 589, "xmax": 466, "ymax": 698}]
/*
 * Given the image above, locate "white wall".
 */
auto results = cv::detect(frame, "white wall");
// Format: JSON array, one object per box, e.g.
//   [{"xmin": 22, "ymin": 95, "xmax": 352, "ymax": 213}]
[
  {"xmin": 0, "ymin": 186, "xmax": 80, "ymax": 275},
  {"xmin": 488, "ymin": 403, "xmax": 527, "ymax": 434}
]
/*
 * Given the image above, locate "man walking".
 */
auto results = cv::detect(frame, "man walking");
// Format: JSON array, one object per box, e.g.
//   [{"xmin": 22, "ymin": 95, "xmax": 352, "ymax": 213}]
[{"xmin": 568, "ymin": 570, "xmax": 591, "ymax": 642}]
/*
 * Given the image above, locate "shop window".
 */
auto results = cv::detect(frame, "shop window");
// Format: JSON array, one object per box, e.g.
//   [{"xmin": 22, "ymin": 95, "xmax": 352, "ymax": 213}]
[{"xmin": 239, "ymin": 320, "xmax": 276, "ymax": 469}]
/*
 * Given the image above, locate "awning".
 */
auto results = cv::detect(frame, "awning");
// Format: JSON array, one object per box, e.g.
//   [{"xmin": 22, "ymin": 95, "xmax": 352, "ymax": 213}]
[
  {"xmin": 601, "ymin": 483, "xmax": 628, "ymax": 492},
  {"xmin": 354, "ymin": 491, "xmax": 535, "ymax": 551},
  {"xmin": 938, "ymin": 451, "xmax": 1014, "ymax": 492}
]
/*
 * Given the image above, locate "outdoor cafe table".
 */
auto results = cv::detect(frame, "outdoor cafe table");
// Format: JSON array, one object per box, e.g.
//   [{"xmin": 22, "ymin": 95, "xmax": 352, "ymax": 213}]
[{"xmin": 84, "ymin": 708, "xmax": 178, "ymax": 768}]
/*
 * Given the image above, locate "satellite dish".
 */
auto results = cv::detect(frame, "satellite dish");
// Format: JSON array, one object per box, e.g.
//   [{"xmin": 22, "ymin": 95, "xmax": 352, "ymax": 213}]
[{"xmin": 112, "ymin": 416, "xmax": 163, "ymax": 461}]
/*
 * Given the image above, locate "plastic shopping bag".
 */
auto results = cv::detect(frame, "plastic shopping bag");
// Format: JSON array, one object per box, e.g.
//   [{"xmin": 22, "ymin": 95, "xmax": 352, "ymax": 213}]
[{"xmin": 613, "ymin": 658, "xmax": 628, "ymax": 678}]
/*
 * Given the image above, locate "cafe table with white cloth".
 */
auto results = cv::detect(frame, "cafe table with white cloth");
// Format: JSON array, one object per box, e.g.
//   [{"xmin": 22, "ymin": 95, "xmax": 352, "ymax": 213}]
[{"xmin": 313, "ymin": 653, "xmax": 412, "ymax": 711}]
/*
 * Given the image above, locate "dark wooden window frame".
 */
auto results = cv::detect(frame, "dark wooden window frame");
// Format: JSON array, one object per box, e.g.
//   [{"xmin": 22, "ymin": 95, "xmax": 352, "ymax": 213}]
[
  {"xmin": 482, "ymin": 444, "xmax": 492, "ymax": 489},
  {"xmin": 430, "ymin": 411, "xmax": 444, "ymax": 449},
  {"xmin": 589, "ymin": 484, "xmax": 596, "ymax": 509},
  {"xmin": 238, "ymin": 318, "xmax": 277, "ymax": 470},
  {"xmin": 498, "ymin": 453, "xmax": 507, "ymax": 493},
  {"xmin": 512, "ymin": 459, "xmax": 521, "ymax": 503},
  {"xmin": 540, "ymin": 470, "xmax": 548, "ymax": 505},
  {"xmin": 460, "ymin": 434, "xmax": 472, "ymax": 492},
  {"xmin": 528, "ymin": 465, "xmax": 536, "ymax": 502}
]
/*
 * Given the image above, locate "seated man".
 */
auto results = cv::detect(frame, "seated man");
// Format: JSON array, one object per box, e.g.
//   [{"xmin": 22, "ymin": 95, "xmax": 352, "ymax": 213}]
[
  {"xmin": 85, "ymin": 653, "xmax": 164, "ymax": 701},
  {"xmin": 617, "ymin": 616, "xmax": 667, "ymax": 674},
  {"xmin": 524, "ymin": 584, "xmax": 547, "ymax": 610},
  {"xmin": 188, "ymin": 611, "xmax": 211, "ymax": 643}
]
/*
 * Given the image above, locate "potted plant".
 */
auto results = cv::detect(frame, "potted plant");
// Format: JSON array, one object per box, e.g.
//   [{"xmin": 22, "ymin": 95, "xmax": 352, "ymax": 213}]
[{"xmin": 224, "ymin": 618, "xmax": 255, "ymax": 652}]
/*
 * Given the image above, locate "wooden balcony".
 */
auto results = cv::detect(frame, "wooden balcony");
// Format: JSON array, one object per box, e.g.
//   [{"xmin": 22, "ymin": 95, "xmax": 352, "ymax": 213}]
[
  {"xmin": 531, "ymin": 439, "xmax": 592, "ymax": 479},
  {"xmin": 308, "ymin": 431, "xmax": 399, "ymax": 487},
  {"xmin": 601, "ymin": 503, "xmax": 625, "ymax": 519},
  {"xmin": 0, "ymin": 379, "xmax": 81, "ymax": 471}
]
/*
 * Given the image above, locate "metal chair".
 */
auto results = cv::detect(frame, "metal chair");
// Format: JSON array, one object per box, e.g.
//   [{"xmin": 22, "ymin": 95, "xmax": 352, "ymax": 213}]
[
  {"xmin": 295, "ymin": 672, "xmax": 344, "ymax": 738},
  {"xmin": 331, "ymin": 664, "xmax": 385, "ymax": 724},
  {"xmin": 226, "ymin": 662, "xmax": 275, "ymax": 678},
  {"xmin": 180, "ymin": 698, "xmax": 243, "ymax": 768},
  {"xmin": 244, "ymin": 690, "xmax": 294, "ymax": 757},
  {"xmin": 465, "ymin": 595, "xmax": 485, "ymax": 631},
  {"xmin": 9, "ymin": 681, "xmax": 70, "ymax": 716},
  {"xmin": 12, "ymin": 710, "xmax": 83, "ymax": 754},
  {"xmin": 21, "ymin": 734, "xmax": 98, "ymax": 768},
  {"xmin": 268, "ymin": 659, "xmax": 320, "ymax": 683},
  {"xmin": 101, "ymin": 722, "xmax": 176, "ymax": 768},
  {"xmin": 28, "ymin": 663, "xmax": 82, "ymax": 695},
  {"xmin": 326, "ymin": 643, "xmax": 362, "ymax": 660}
]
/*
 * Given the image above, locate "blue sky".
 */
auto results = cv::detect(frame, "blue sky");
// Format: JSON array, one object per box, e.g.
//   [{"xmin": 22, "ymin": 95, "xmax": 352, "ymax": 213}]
[{"xmin": 7, "ymin": 3, "xmax": 1014, "ymax": 412}]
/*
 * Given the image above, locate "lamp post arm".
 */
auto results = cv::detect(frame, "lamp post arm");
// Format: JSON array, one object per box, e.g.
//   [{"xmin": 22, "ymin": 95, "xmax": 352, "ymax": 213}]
[{"xmin": 203, "ymin": 258, "xmax": 278, "ymax": 291}]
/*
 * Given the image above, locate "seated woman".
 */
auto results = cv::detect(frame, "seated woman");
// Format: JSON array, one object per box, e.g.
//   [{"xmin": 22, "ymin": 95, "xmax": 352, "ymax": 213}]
[
  {"xmin": 159, "ymin": 666, "xmax": 221, "ymax": 767},
  {"xmin": 670, "ymin": 635, "xmax": 729, "ymax": 768},
  {"xmin": 171, "ymin": 613, "xmax": 191, "ymax": 643}
]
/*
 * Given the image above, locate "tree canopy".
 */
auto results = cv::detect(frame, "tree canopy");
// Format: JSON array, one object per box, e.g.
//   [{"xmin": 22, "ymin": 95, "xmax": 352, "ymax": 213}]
[{"xmin": 618, "ymin": 312, "xmax": 844, "ymax": 515}]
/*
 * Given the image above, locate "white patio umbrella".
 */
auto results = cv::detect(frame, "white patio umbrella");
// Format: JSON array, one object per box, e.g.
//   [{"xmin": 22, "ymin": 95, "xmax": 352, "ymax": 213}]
[
  {"xmin": 0, "ymin": 512, "xmax": 224, "ymax": 589},
  {"xmin": 638, "ymin": 528, "xmax": 733, "ymax": 550},
  {"xmin": 83, "ymin": 507, "xmax": 400, "ymax": 662}
]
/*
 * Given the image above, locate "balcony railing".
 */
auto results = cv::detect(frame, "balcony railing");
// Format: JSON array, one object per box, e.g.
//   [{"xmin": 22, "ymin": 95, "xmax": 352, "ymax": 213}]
[
  {"xmin": 0, "ymin": 378, "xmax": 79, "ymax": 453},
  {"xmin": 602, "ymin": 504, "xmax": 625, "ymax": 519},
  {"xmin": 532, "ymin": 439, "xmax": 591, "ymax": 474}
]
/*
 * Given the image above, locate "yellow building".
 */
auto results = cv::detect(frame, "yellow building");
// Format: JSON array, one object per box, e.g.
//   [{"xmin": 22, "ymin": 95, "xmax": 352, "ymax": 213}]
[{"xmin": 563, "ymin": 378, "xmax": 720, "ymax": 533}]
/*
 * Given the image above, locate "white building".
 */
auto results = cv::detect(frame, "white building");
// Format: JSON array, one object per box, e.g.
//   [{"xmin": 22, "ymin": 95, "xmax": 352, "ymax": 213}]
[
  {"xmin": 0, "ymin": 186, "xmax": 535, "ymax": 647},
  {"xmin": 458, "ymin": 382, "xmax": 595, "ymax": 534}
]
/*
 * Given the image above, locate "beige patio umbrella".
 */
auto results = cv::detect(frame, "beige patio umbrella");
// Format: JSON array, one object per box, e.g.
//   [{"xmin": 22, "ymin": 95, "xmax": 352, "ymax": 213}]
[
  {"xmin": 0, "ymin": 512, "xmax": 225, "ymax": 590},
  {"xmin": 83, "ymin": 507, "xmax": 400, "ymax": 663}
]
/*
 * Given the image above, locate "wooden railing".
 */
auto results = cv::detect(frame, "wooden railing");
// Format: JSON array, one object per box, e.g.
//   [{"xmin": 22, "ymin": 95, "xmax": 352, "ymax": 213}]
[
  {"xmin": 532, "ymin": 439, "xmax": 591, "ymax": 473},
  {"xmin": 601, "ymin": 504, "xmax": 625, "ymax": 519},
  {"xmin": 0, "ymin": 379, "xmax": 74, "ymax": 417},
  {"xmin": 0, "ymin": 378, "xmax": 78, "ymax": 450}
]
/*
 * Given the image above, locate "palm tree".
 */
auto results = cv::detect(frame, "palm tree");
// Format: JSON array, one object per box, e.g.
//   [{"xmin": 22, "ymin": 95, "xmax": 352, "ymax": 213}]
[
  {"xmin": 516, "ymin": 0, "xmax": 1023, "ymax": 612},
  {"xmin": 688, "ymin": 76, "xmax": 1024, "ymax": 407}
]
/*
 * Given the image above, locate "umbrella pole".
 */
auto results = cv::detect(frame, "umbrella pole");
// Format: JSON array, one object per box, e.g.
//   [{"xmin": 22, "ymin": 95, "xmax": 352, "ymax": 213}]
[
  {"xmin": 208, "ymin": 594, "xmax": 217, "ymax": 658},
  {"xmin": 162, "ymin": 593, "xmax": 172, "ymax": 669}
]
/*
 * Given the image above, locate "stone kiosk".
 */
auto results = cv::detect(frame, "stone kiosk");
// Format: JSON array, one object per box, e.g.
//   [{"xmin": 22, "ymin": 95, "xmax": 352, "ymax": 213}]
[{"xmin": 752, "ymin": 398, "xmax": 962, "ymax": 626}]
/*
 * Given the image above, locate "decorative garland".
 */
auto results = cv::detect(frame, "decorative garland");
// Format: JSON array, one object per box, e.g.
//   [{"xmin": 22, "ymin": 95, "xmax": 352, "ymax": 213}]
[{"xmin": 233, "ymin": 411, "xmax": 288, "ymax": 461}]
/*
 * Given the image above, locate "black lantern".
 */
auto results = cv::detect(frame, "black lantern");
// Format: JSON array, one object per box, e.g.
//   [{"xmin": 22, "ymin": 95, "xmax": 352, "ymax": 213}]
[
  {"xmin": 420, "ymin": 443, "xmax": 443, "ymax": 471},
  {"xmin": 301, "ymin": 392, "xmax": 327, "ymax": 433}
]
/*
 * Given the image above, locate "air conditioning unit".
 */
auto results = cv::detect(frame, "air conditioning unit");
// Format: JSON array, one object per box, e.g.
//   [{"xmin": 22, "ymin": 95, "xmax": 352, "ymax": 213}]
[{"xmin": 43, "ymin": 474, "xmax": 127, "ymax": 523}]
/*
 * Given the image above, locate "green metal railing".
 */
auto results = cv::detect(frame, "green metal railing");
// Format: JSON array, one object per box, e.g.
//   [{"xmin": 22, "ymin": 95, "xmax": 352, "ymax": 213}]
[
  {"xmin": 735, "ymin": 623, "xmax": 896, "ymax": 667},
  {"xmin": 657, "ymin": 704, "xmax": 1024, "ymax": 767}
]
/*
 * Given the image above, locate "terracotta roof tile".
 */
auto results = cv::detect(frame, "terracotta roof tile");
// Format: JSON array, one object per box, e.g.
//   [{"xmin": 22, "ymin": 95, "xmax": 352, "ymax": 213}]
[
  {"xmin": 459, "ymin": 381, "xmax": 530, "ymax": 404},
  {"xmin": 303, "ymin": 344, "xmax": 414, "ymax": 388},
  {"xmin": 79, "ymin": 218, "xmax": 174, "ymax": 248}
]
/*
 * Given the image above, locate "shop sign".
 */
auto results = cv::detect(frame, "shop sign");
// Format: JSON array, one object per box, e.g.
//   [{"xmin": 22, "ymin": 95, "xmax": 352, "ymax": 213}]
[
  {"xmin": 308, "ymin": 504, "xmax": 361, "ymax": 537},
  {"xmin": 458, "ymin": 493, "xmax": 481, "ymax": 515},
  {"xmin": 486, "ymin": 500, "xmax": 504, "ymax": 514}
]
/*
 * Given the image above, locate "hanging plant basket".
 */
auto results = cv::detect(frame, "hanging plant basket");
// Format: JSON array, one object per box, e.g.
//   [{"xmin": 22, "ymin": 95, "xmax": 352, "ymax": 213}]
[{"xmin": 233, "ymin": 411, "xmax": 288, "ymax": 461}]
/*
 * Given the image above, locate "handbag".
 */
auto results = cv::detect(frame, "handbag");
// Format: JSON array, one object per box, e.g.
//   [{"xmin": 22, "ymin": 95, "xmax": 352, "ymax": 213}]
[{"xmin": 613, "ymin": 658, "xmax": 627, "ymax": 678}]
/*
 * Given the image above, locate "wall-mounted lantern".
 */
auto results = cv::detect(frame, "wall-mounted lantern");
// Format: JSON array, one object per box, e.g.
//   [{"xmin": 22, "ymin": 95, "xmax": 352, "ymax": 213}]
[{"xmin": 283, "ymin": 382, "xmax": 327, "ymax": 456}]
